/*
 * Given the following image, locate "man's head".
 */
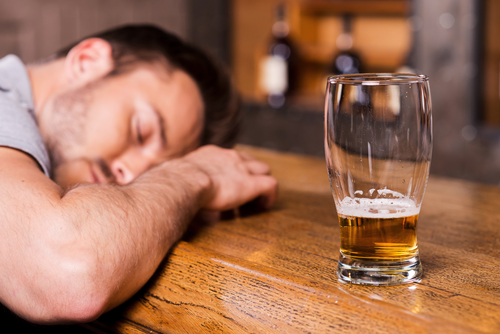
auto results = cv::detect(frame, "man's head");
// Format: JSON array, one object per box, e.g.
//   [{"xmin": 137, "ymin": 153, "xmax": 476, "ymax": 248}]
[{"xmin": 31, "ymin": 24, "xmax": 239, "ymax": 187}]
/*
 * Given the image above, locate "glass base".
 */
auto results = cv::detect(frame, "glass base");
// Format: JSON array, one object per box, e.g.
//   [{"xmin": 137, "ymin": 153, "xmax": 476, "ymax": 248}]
[{"xmin": 337, "ymin": 252, "xmax": 423, "ymax": 286}]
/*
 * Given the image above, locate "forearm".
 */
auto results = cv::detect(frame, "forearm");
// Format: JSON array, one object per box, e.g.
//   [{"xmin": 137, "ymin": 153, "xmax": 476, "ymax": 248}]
[
  {"xmin": 0, "ymin": 145, "xmax": 276, "ymax": 324},
  {"xmin": 58, "ymin": 159, "xmax": 210, "ymax": 313},
  {"xmin": 2, "ymin": 158, "xmax": 209, "ymax": 323}
]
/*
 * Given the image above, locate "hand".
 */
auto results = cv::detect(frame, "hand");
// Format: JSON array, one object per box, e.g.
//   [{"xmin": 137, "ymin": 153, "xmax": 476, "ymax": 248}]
[{"xmin": 182, "ymin": 145, "xmax": 278, "ymax": 211}]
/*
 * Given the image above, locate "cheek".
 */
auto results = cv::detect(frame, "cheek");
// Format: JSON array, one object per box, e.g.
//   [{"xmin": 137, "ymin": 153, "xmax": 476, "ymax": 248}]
[
  {"xmin": 170, "ymin": 113, "xmax": 204, "ymax": 155},
  {"xmin": 82, "ymin": 105, "xmax": 132, "ymax": 159}
]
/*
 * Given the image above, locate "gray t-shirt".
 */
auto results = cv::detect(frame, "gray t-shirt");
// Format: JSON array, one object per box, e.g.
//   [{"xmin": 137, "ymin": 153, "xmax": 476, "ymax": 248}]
[{"xmin": 0, "ymin": 55, "xmax": 51, "ymax": 176}]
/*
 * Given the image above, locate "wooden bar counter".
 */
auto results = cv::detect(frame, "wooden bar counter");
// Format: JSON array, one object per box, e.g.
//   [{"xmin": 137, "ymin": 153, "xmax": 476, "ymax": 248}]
[{"xmin": 86, "ymin": 146, "xmax": 500, "ymax": 334}]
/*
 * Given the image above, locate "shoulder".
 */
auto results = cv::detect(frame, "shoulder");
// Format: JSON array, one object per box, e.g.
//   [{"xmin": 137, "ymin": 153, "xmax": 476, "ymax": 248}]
[
  {"xmin": 0, "ymin": 95, "xmax": 52, "ymax": 176},
  {"xmin": 0, "ymin": 55, "xmax": 30, "ymax": 87},
  {"xmin": 0, "ymin": 147, "xmax": 53, "ymax": 188},
  {"xmin": 0, "ymin": 55, "xmax": 52, "ymax": 176}
]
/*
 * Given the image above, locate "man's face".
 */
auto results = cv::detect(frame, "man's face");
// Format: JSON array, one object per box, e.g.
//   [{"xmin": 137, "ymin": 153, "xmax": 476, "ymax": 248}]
[{"xmin": 41, "ymin": 64, "xmax": 204, "ymax": 188}]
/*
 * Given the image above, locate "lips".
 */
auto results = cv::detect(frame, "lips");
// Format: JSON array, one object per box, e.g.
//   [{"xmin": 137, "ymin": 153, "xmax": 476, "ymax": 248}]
[
  {"xmin": 90, "ymin": 163, "xmax": 105, "ymax": 184},
  {"xmin": 90, "ymin": 167, "xmax": 99, "ymax": 184}
]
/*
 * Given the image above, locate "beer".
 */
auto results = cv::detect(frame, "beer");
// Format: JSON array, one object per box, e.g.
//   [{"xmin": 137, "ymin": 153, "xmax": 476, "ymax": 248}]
[{"xmin": 337, "ymin": 197, "xmax": 420, "ymax": 262}]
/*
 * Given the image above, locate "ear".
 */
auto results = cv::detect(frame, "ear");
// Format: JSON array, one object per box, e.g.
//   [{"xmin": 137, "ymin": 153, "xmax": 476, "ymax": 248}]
[{"xmin": 64, "ymin": 38, "xmax": 114, "ymax": 85}]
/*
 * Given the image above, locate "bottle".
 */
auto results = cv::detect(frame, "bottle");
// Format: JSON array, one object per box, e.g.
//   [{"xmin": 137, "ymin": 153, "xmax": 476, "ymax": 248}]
[
  {"xmin": 259, "ymin": 2, "xmax": 297, "ymax": 108},
  {"xmin": 329, "ymin": 15, "xmax": 363, "ymax": 75}
]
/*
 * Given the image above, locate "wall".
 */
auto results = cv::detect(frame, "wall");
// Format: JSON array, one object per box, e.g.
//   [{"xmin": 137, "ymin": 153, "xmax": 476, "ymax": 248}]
[
  {"xmin": 0, "ymin": 0, "xmax": 191, "ymax": 62},
  {"xmin": 412, "ymin": 0, "xmax": 500, "ymax": 184}
]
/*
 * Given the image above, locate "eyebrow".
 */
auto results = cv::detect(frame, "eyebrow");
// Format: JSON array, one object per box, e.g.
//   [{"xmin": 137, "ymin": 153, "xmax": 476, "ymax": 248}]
[{"xmin": 153, "ymin": 107, "xmax": 167, "ymax": 148}]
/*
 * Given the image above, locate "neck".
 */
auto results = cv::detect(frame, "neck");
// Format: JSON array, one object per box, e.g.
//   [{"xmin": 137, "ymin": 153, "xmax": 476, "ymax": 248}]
[{"xmin": 27, "ymin": 59, "xmax": 66, "ymax": 120}]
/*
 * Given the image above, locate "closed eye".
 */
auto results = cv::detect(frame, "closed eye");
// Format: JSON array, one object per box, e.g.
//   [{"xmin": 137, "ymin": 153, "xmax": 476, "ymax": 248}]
[{"xmin": 136, "ymin": 119, "xmax": 144, "ymax": 145}]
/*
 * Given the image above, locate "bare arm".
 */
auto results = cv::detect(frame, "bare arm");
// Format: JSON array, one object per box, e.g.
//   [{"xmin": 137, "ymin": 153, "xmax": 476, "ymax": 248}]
[{"xmin": 0, "ymin": 145, "xmax": 277, "ymax": 324}]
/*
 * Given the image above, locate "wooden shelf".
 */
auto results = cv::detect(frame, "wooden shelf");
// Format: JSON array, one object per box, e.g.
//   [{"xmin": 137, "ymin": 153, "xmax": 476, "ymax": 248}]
[
  {"xmin": 297, "ymin": 42, "xmax": 333, "ymax": 64},
  {"xmin": 299, "ymin": 0, "xmax": 410, "ymax": 16},
  {"xmin": 231, "ymin": 0, "xmax": 412, "ymax": 105}
]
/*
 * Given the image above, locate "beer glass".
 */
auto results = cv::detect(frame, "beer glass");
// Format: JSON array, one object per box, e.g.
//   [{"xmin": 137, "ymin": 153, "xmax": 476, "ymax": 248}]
[{"xmin": 324, "ymin": 74, "xmax": 432, "ymax": 285}]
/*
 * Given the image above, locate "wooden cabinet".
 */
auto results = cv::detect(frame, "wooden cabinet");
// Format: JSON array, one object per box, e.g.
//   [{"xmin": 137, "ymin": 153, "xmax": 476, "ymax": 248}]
[{"xmin": 482, "ymin": 0, "xmax": 500, "ymax": 126}]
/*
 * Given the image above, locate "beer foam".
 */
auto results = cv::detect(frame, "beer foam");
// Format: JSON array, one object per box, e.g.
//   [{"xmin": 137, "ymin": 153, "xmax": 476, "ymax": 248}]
[{"xmin": 338, "ymin": 197, "xmax": 420, "ymax": 218}]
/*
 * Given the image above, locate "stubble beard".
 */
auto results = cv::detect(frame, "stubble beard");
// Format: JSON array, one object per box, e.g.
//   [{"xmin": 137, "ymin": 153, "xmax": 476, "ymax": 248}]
[{"xmin": 43, "ymin": 84, "xmax": 93, "ymax": 174}]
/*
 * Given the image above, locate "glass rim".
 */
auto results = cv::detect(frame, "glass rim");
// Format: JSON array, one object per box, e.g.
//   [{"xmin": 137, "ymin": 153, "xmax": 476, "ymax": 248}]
[{"xmin": 327, "ymin": 73, "xmax": 429, "ymax": 85}]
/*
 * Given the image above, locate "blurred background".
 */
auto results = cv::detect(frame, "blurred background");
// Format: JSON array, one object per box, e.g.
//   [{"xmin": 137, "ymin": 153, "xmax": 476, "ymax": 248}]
[{"xmin": 0, "ymin": 0, "xmax": 499, "ymax": 185}]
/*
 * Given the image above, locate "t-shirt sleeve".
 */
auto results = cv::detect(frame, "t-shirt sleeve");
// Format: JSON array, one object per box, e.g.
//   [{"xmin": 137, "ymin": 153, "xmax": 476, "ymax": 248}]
[{"xmin": 0, "ymin": 92, "xmax": 51, "ymax": 177}]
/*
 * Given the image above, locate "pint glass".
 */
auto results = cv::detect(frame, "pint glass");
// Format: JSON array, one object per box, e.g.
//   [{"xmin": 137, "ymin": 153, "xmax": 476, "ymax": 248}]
[{"xmin": 324, "ymin": 74, "xmax": 432, "ymax": 285}]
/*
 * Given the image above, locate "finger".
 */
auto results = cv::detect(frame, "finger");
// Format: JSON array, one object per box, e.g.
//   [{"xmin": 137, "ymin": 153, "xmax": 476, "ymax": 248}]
[
  {"xmin": 252, "ymin": 175, "xmax": 278, "ymax": 209},
  {"xmin": 195, "ymin": 209, "xmax": 221, "ymax": 223},
  {"xmin": 245, "ymin": 160, "xmax": 271, "ymax": 175},
  {"xmin": 238, "ymin": 151, "xmax": 256, "ymax": 161}
]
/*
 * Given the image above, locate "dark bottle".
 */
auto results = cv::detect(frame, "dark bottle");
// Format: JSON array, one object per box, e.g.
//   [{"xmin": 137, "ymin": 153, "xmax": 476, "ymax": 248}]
[
  {"xmin": 330, "ymin": 15, "xmax": 363, "ymax": 75},
  {"xmin": 260, "ymin": 2, "xmax": 298, "ymax": 108}
]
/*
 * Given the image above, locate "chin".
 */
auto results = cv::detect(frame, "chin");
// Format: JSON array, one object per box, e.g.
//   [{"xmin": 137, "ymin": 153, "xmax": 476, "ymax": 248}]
[{"xmin": 52, "ymin": 160, "xmax": 95, "ymax": 189}]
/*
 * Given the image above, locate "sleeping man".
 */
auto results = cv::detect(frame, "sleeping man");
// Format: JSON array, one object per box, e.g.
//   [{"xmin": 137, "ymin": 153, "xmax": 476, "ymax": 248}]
[{"xmin": 0, "ymin": 24, "xmax": 277, "ymax": 324}]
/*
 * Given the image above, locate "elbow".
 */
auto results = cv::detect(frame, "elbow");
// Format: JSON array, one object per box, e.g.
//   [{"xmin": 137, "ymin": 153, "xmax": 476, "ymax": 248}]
[
  {"xmin": 32, "ymin": 295, "xmax": 107, "ymax": 325},
  {"xmin": 47, "ymin": 288, "xmax": 109, "ymax": 324},
  {"xmin": 24, "ymin": 278, "xmax": 109, "ymax": 325},
  {"xmin": 17, "ymin": 253, "xmax": 111, "ymax": 324},
  {"xmin": 7, "ymin": 209, "xmax": 120, "ymax": 324},
  {"xmin": 15, "ymin": 284, "xmax": 109, "ymax": 326},
  {"xmin": 25, "ymin": 289, "xmax": 108, "ymax": 326}
]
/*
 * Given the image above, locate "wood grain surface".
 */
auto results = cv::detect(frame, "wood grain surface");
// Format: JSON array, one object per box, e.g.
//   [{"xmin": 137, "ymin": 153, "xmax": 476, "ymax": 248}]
[{"xmin": 88, "ymin": 146, "xmax": 500, "ymax": 334}]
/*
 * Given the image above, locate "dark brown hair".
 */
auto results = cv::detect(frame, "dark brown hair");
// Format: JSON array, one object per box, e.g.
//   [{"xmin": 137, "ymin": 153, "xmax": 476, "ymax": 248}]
[{"xmin": 54, "ymin": 24, "xmax": 240, "ymax": 148}]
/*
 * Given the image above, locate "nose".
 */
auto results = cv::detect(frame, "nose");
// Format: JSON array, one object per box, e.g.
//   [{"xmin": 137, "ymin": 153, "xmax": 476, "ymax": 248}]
[{"xmin": 109, "ymin": 154, "xmax": 152, "ymax": 185}]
